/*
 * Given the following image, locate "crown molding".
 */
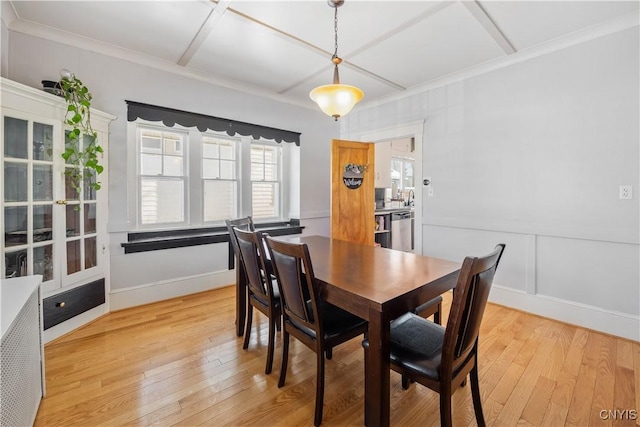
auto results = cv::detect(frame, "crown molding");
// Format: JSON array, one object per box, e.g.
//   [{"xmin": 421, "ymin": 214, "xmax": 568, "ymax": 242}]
[
  {"xmin": 358, "ymin": 9, "xmax": 640, "ymax": 111},
  {"xmin": 0, "ymin": 1, "xmax": 18, "ymax": 27}
]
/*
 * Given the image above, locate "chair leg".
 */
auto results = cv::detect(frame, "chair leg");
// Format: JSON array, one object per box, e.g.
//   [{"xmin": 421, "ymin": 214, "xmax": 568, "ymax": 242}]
[
  {"xmin": 439, "ymin": 384, "xmax": 453, "ymax": 427},
  {"xmin": 470, "ymin": 364, "xmax": 486, "ymax": 427},
  {"xmin": 326, "ymin": 347, "xmax": 333, "ymax": 360},
  {"xmin": 278, "ymin": 331, "xmax": 290, "ymax": 388},
  {"xmin": 433, "ymin": 302, "xmax": 442, "ymax": 325},
  {"xmin": 314, "ymin": 351, "xmax": 325, "ymax": 426},
  {"xmin": 242, "ymin": 305, "xmax": 253, "ymax": 350},
  {"xmin": 265, "ymin": 314, "xmax": 276, "ymax": 374},
  {"xmin": 401, "ymin": 374, "xmax": 411, "ymax": 390},
  {"xmin": 363, "ymin": 343, "xmax": 368, "ymax": 427}
]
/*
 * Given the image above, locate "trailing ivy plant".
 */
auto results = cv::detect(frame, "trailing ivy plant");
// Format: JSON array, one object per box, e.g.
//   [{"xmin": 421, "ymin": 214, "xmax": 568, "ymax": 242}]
[{"xmin": 59, "ymin": 70, "xmax": 103, "ymax": 195}]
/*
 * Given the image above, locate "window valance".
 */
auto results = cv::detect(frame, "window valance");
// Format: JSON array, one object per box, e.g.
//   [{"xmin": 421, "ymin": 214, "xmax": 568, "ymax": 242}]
[{"xmin": 126, "ymin": 101, "xmax": 301, "ymax": 146}]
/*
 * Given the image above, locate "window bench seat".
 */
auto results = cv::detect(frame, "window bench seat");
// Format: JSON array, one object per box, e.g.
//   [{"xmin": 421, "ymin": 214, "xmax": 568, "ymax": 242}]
[{"xmin": 121, "ymin": 219, "xmax": 304, "ymax": 269}]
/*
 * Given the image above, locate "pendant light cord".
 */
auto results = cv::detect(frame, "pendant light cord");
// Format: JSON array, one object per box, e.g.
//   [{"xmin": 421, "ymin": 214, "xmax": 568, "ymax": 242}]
[{"xmin": 333, "ymin": 5, "xmax": 339, "ymax": 60}]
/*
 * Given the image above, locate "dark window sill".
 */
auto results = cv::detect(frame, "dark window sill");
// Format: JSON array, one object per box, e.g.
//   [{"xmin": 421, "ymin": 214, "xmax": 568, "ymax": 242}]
[{"xmin": 121, "ymin": 219, "xmax": 303, "ymax": 255}]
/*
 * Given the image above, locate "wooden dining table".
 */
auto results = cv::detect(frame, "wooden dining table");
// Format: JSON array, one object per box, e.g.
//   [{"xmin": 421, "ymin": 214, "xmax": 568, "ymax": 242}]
[{"xmin": 271, "ymin": 235, "xmax": 461, "ymax": 427}]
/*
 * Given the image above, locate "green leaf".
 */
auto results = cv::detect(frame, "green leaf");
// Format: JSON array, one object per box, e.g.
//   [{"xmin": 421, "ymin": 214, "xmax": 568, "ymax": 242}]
[
  {"xmin": 95, "ymin": 165, "xmax": 104, "ymax": 174},
  {"xmin": 67, "ymin": 104, "xmax": 76, "ymax": 112},
  {"xmin": 72, "ymin": 113, "xmax": 82, "ymax": 123},
  {"xmin": 80, "ymin": 100, "xmax": 90, "ymax": 107}
]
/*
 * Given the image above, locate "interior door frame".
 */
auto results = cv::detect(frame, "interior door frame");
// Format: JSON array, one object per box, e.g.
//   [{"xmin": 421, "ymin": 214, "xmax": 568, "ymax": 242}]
[{"xmin": 345, "ymin": 121, "xmax": 425, "ymax": 254}]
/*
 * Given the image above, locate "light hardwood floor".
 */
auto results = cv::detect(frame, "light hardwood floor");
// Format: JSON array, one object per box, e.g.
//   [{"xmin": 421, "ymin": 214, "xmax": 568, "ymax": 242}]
[{"xmin": 35, "ymin": 285, "xmax": 639, "ymax": 427}]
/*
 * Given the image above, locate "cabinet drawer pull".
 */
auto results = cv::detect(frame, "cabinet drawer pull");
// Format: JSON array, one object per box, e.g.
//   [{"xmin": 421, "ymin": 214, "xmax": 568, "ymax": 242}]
[{"xmin": 56, "ymin": 301, "xmax": 65, "ymax": 308}]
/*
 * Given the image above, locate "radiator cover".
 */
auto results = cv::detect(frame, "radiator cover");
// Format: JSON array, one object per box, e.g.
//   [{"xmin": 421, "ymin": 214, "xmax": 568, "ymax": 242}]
[{"xmin": 1, "ymin": 279, "xmax": 44, "ymax": 427}]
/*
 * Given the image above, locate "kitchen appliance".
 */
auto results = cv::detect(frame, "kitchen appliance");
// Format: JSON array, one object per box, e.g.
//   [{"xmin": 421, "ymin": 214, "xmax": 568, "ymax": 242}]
[
  {"xmin": 391, "ymin": 210, "xmax": 413, "ymax": 252},
  {"xmin": 374, "ymin": 188, "xmax": 386, "ymax": 209}
]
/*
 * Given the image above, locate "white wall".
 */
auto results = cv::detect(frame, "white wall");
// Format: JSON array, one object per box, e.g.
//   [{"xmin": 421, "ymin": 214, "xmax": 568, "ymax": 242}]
[
  {"xmin": 344, "ymin": 26, "xmax": 640, "ymax": 340},
  {"xmin": 7, "ymin": 32, "xmax": 337, "ymax": 307}
]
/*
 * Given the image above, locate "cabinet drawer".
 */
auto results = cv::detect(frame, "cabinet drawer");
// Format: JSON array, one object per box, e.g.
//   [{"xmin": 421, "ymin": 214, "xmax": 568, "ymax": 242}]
[{"xmin": 43, "ymin": 279, "xmax": 105, "ymax": 330}]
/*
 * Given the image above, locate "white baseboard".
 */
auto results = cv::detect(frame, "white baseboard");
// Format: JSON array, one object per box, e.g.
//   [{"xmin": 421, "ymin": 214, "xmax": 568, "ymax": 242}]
[
  {"xmin": 109, "ymin": 269, "xmax": 235, "ymax": 311},
  {"xmin": 43, "ymin": 304, "xmax": 109, "ymax": 344},
  {"xmin": 489, "ymin": 284, "xmax": 640, "ymax": 341}
]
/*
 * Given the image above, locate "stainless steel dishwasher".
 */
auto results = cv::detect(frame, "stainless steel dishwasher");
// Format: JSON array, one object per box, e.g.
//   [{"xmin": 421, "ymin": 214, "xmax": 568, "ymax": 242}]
[{"xmin": 391, "ymin": 210, "xmax": 413, "ymax": 252}]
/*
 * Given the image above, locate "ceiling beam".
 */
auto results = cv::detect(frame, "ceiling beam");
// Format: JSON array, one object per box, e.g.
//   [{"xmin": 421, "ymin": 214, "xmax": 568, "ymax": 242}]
[
  {"xmin": 462, "ymin": 0, "xmax": 516, "ymax": 55},
  {"xmin": 177, "ymin": 0, "xmax": 232, "ymax": 67}
]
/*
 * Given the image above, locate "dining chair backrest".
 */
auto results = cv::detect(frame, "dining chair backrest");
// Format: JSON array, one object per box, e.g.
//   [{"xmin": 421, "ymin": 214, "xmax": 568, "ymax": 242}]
[
  {"xmin": 264, "ymin": 237, "xmax": 319, "ymax": 337},
  {"xmin": 234, "ymin": 228, "xmax": 273, "ymax": 304},
  {"xmin": 443, "ymin": 244, "xmax": 505, "ymax": 373},
  {"xmin": 225, "ymin": 216, "xmax": 255, "ymax": 266}
]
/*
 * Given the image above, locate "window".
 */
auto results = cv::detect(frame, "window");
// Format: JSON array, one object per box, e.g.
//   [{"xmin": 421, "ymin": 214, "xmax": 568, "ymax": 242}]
[
  {"xmin": 391, "ymin": 157, "xmax": 414, "ymax": 196},
  {"xmin": 138, "ymin": 127, "xmax": 187, "ymax": 225},
  {"xmin": 251, "ymin": 143, "xmax": 281, "ymax": 219},
  {"xmin": 203, "ymin": 136, "xmax": 237, "ymax": 222},
  {"xmin": 132, "ymin": 120, "xmax": 297, "ymax": 230}
]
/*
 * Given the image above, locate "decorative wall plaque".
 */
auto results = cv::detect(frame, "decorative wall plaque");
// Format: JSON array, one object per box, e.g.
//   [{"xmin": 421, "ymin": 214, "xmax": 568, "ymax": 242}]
[{"xmin": 343, "ymin": 163, "xmax": 367, "ymax": 190}]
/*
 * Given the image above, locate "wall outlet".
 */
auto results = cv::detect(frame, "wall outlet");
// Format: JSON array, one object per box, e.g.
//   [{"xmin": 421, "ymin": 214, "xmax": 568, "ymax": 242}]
[{"xmin": 620, "ymin": 185, "xmax": 632, "ymax": 200}]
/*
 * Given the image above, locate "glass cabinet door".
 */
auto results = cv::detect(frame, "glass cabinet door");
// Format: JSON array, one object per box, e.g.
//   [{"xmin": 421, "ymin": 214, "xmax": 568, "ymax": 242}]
[
  {"xmin": 62, "ymin": 131, "xmax": 101, "ymax": 284},
  {"xmin": 2, "ymin": 115, "xmax": 56, "ymax": 286}
]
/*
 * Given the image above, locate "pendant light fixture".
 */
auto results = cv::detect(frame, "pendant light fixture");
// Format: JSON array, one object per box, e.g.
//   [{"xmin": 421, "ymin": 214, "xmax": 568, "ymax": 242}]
[{"xmin": 310, "ymin": 0, "xmax": 364, "ymax": 121}]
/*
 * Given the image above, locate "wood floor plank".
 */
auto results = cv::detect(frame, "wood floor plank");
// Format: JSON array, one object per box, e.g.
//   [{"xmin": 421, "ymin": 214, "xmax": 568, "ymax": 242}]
[
  {"xmin": 613, "ymin": 365, "xmax": 636, "ymax": 427},
  {"xmin": 520, "ymin": 375, "xmax": 555, "ymax": 426},
  {"xmin": 540, "ymin": 401, "xmax": 569, "ymax": 427},
  {"xmin": 565, "ymin": 362, "xmax": 597, "ymax": 426},
  {"xmin": 33, "ymin": 286, "xmax": 638, "ymax": 427},
  {"xmin": 618, "ymin": 339, "xmax": 635, "ymax": 370},
  {"xmin": 589, "ymin": 334, "xmax": 617, "ymax": 427}
]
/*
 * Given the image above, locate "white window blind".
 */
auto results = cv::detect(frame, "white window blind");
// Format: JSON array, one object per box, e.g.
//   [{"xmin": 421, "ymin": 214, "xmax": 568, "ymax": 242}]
[
  {"xmin": 138, "ymin": 128, "xmax": 186, "ymax": 225},
  {"xmin": 251, "ymin": 143, "xmax": 280, "ymax": 219}
]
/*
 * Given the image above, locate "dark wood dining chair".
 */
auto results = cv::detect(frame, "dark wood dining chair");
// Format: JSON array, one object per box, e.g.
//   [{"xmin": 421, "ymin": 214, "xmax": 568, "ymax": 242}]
[
  {"xmin": 413, "ymin": 295, "xmax": 443, "ymax": 324},
  {"xmin": 225, "ymin": 217, "xmax": 254, "ymax": 337},
  {"xmin": 264, "ymin": 236, "xmax": 368, "ymax": 426},
  {"xmin": 234, "ymin": 228, "xmax": 281, "ymax": 375},
  {"xmin": 364, "ymin": 244, "xmax": 505, "ymax": 427}
]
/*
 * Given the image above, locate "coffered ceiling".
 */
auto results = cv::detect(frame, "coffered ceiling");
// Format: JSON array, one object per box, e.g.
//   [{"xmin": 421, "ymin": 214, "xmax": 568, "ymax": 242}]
[{"xmin": 2, "ymin": 1, "xmax": 638, "ymax": 110}]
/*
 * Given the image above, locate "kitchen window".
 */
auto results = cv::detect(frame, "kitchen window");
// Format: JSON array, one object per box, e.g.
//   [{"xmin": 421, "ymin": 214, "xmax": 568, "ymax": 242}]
[{"xmin": 391, "ymin": 157, "xmax": 414, "ymax": 196}]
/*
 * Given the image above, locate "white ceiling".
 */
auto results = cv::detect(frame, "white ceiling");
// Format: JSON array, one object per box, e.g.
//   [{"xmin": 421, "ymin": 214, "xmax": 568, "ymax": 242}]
[{"xmin": 3, "ymin": 0, "xmax": 639, "ymax": 111}]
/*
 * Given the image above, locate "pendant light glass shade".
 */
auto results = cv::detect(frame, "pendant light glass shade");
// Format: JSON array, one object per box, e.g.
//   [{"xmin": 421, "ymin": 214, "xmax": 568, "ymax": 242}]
[
  {"xmin": 310, "ymin": 0, "xmax": 363, "ymax": 121},
  {"xmin": 310, "ymin": 83, "xmax": 364, "ymax": 121}
]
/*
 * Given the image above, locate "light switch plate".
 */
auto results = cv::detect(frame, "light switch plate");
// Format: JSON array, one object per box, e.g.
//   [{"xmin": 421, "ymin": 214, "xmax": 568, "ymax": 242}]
[{"xmin": 620, "ymin": 185, "xmax": 632, "ymax": 199}]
